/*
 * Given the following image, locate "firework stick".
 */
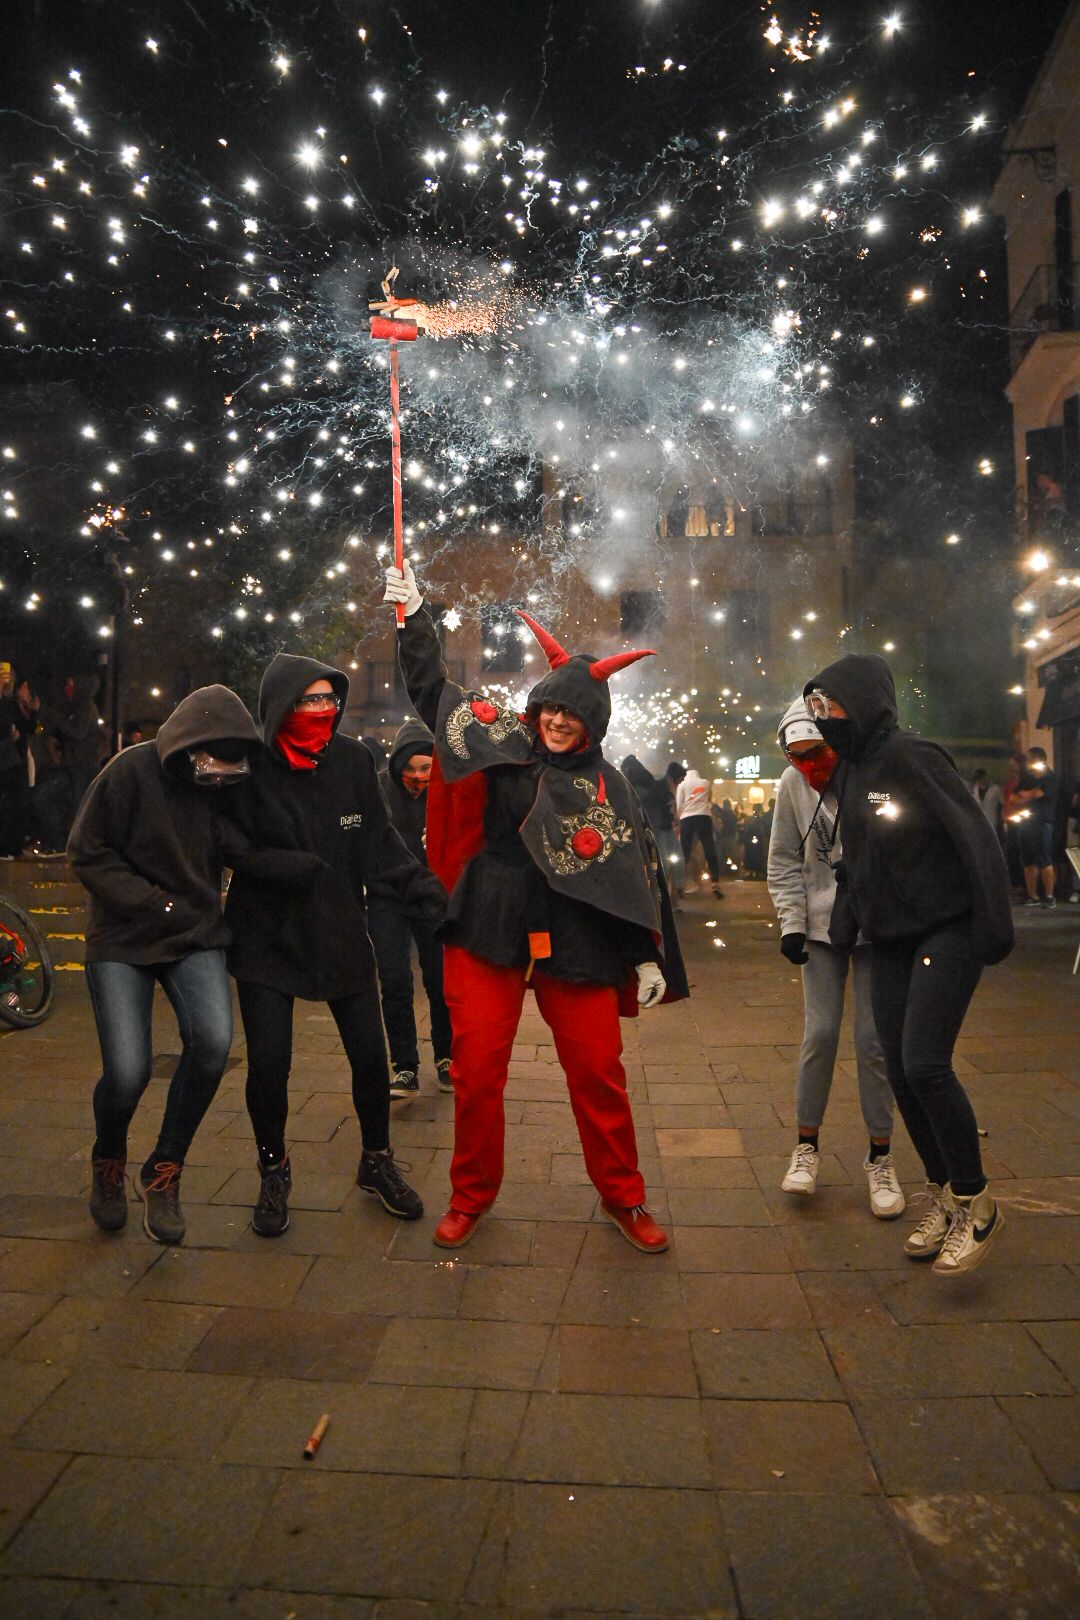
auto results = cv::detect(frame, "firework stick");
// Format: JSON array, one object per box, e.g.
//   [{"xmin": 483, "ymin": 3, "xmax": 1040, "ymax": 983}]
[
  {"xmin": 389, "ymin": 337, "xmax": 405, "ymax": 626},
  {"xmin": 303, "ymin": 1413, "xmax": 330, "ymax": 1459}
]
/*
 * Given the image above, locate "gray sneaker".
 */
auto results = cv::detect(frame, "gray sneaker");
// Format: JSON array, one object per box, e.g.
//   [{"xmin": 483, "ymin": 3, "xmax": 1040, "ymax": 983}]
[
  {"xmin": 435, "ymin": 1058, "xmax": 454, "ymax": 1094},
  {"xmin": 135, "ymin": 1161, "xmax": 185, "ymax": 1245},
  {"xmin": 89, "ymin": 1157, "xmax": 128, "ymax": 1232}
]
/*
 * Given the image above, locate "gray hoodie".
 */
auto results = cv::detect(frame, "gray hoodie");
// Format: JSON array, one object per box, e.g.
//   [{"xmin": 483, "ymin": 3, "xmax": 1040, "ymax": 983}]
[{"xmin": 766, "ymin": 696, "xmax": 842, "ymax": 944}]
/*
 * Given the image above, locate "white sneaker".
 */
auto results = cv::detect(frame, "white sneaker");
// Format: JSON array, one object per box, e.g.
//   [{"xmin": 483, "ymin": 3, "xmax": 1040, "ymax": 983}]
[
  {"xmin": 904, "ymin": 1183, "xmax": 956, "ymax": 1259},
  {"xmin": 864, "ymin": 1153, "xmax": 905, "ymax": 1219},
  {"xmin": 933, "ymin": 1187, "xmax": 1003, "ymax": 1275},
  {"xmin": 781, "ymin": 1142, "xmax": 820, "ymax": 1196}
]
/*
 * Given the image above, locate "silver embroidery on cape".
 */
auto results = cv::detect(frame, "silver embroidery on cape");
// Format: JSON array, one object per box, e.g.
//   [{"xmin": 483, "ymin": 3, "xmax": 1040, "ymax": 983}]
[
  {"xmin": 542, "ymin": 776, "xmax": 635, "ymax": 876},
  {"xmin": 444, "ymin": 698, "xmax": 532, "ymax": 761}
]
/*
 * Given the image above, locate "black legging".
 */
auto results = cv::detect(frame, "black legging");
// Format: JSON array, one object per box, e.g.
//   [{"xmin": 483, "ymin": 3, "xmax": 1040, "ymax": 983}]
[
  {"xmin": 237, "ymin": 979, "xmax": 390, "ymax": 1164},
  {"xmin": 869, "ymin": 922, "xmax": 985, "ymax": 1194},
  {"xmin": 680, "ymin": 815, "xmax": 720, "ymax": 881}
]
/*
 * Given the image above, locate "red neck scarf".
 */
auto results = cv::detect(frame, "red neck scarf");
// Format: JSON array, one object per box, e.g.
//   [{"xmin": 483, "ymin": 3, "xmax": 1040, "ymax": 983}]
[
  {"xmin": 275, "ymin": 710, "xmax": 336, "ymax": 770},
  {"xmin": 792, "ymin": 746, "xmax": 839, "ymax": 794}
]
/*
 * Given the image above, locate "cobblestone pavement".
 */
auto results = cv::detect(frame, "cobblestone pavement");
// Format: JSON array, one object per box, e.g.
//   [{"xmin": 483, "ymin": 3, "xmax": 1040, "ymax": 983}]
[{"xmin": 1, "ymin": 859, "xmax": 1078, "ymax": 1618}]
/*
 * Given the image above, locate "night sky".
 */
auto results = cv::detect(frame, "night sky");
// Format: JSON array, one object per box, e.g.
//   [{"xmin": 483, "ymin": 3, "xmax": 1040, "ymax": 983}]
[{"xmin": 1, "ymin": 0, "xmax": 1073, "ymax": 747}]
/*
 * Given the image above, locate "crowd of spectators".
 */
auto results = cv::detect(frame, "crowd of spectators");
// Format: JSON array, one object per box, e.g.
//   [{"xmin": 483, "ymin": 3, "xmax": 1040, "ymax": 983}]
[{"xmin": 0, "ymin": 660, "xmax": 106, "ymax": 859}]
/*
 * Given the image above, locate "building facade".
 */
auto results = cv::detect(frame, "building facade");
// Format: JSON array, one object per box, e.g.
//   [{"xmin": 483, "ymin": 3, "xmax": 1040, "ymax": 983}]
[{"xmin": 993, "ymin": 0, "xmax": 1080, "ymax": 796}]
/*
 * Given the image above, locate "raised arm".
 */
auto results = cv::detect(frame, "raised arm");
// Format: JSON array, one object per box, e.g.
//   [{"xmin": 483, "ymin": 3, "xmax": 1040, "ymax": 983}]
[{"xmin": 384, "ymin": 562, "xmax": 447, "ymax": 731}]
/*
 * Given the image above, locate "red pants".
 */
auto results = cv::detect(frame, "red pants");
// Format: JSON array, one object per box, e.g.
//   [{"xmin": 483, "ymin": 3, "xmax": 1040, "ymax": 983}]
[{"xmin": 443, "ymin": 945, "xmax": 645, "ymax": 1215}]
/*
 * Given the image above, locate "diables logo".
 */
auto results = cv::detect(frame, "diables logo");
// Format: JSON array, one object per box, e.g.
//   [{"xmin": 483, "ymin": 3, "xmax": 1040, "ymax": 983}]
[{"xmin": 340, "ymin": 812, "xmax": 363, "ymax": 830}]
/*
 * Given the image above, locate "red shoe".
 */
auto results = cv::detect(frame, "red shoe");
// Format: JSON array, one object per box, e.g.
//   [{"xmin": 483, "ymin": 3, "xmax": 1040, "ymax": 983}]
[
  {"xmin": 602, "ymin": 1201, "xmax": 669, "ymax": 1253},
  {"xmin": 433, "ymin": 1208, "xmax": 482, "ymax": 1248}
]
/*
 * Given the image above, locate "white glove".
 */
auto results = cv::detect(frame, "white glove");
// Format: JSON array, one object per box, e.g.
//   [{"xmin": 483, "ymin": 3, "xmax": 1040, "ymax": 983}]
[
  {"xmin": 383, "ymin": 561, "xmax": 423, "ymax": 617},
  {"xmin": 636, "ymin": 962, "xmax": 666, "ymax": 1010}
]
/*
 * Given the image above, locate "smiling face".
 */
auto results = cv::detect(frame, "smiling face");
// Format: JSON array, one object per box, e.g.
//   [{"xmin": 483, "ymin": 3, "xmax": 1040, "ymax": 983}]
[
  {"xmin": 538, "ymin": 701, "xmax": 587, "ymax": 753},
  {"xmin": 401, "ymin": 752, "xmax": 432, "ymax": 797}
]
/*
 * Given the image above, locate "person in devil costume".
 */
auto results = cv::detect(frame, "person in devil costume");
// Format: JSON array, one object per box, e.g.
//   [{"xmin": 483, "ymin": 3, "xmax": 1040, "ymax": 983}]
[
  {"xmin": 384, "ymin": 562, "xmax": 688, "ymax": 1252},
  {"xmin": 767, "ymin": 698, "xmax": 901, "ymax": 1219}
]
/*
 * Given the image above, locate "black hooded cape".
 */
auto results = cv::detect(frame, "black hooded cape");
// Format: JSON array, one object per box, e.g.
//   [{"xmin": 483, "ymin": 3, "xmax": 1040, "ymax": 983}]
[
  {"xmin": 398, "ymin": 607, "xmax": 688, "ymax": 1003},
  {"xmin": 804, "ymin": 654, "xmax": 1014, "ymax": 966},
  {"xmin": 223, "ymin": 653, "xmax": 445, "ymax": 1000}
]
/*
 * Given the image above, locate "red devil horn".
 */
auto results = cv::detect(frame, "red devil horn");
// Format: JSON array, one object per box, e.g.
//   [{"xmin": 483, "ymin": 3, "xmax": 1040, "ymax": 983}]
[
  {"xmin": 588, "ymin": 649, "xmax": 656, "ymax": 682},
  {"xmin": 516, "ymin": 610, "xmax": 570, "ymax": 669}
]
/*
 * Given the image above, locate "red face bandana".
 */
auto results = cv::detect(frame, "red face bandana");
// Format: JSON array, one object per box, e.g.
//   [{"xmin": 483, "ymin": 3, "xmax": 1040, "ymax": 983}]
[
  {"xmin": 791, "ymin": 745, "xmax": 839, "ymax": 794},
  {"xmin": 275, "ymin": 710, "xmax": 336, "ymax": 770}
]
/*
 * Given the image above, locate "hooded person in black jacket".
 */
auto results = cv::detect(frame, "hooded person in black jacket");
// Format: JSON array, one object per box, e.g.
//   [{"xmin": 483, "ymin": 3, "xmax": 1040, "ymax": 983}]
[
  {"xmin": 619, "ymin": 755, "xmax": 686, "ymax": 905},
  {"xmin": 367, "ymin": 717, "xmax": 454, "ymax": 1098},
  {"xmin": 222, "ymin": 654, "xmax": 446, "ymax": 1237},
  {"xmin": 68, "ymin": 684, "xmax": 274, "ymax": 1245},
  {"xmin": 385, "ymin": 561, "xmax": 688, "ymax": 1255},
  {"xmin": 803, "ymin": 653, "xmax": 1013, "ymax": 1277}
]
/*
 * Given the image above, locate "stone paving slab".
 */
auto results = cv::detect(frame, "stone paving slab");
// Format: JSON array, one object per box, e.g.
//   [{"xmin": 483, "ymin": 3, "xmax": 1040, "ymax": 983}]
[{"xmin": 0, "ymin": 871, "xmax": 1078, "ymax": 1615}]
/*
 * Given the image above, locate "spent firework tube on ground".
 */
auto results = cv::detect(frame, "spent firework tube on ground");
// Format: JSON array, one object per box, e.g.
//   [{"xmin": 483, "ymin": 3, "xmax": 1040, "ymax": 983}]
[{"xmin": 303, "ymin": 1412, "xmax": 330, "ymax": 1459}]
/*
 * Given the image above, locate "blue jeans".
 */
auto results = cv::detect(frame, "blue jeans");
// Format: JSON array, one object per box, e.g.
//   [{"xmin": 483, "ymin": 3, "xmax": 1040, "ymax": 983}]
[{"xmin": 85, "ymin": 951, "xmax": 233, "ymax": 1163}]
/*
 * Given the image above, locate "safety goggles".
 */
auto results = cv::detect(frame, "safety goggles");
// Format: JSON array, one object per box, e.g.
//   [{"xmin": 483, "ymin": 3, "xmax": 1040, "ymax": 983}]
[
  {"xmin": 293, "ymin": 693, "xmax": 342, "ymax": 713},
  {"xmin": 805, "ymin": 689, "xmax": 841, "ymax": 722}
]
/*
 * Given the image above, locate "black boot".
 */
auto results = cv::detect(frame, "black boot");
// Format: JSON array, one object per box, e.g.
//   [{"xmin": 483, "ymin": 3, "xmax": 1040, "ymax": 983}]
[
  {"xmin": 90, "ymin": 1157, "xmax": 128, "ymax": 1232},
  {"xmin": 252, "ymin": 1155, "xmax": 292, "ymax": 1237},
  {"xmin": 357, "ymin": 1147, "xmax": 423, "ymax": 1220}
]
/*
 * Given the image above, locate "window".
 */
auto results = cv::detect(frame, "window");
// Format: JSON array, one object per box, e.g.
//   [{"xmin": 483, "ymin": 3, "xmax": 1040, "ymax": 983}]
[
  {"xmin": 480, "ymin": 604, "xmax": 525, "ymax": 672},
  {"xmin": 620, "ymin": 590, "xmax": 665, "ymax": 636}
]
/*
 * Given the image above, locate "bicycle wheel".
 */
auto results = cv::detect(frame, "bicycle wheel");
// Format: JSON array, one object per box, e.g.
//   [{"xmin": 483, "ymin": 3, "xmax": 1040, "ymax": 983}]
[{"xmin": 0, "ymin": 892, "xmax": 55, "ymax": 1028}]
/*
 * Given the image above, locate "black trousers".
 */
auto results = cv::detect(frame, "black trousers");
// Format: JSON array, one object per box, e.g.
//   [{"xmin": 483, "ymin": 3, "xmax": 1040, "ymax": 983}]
[
  {"xmin": 680, "ymin": 815, "xmax": 720, "ymax": 881},
  {"xmin": 368, "ymin": 904, "xmax": 453, "ymax": 1072},
  {"xmin": 869, "ymin": 924, "xmax": 985, "ymax": 1193},
  {"xmin": 237, "ymin": 979, "xmax": 390, "ymax": 1164}
]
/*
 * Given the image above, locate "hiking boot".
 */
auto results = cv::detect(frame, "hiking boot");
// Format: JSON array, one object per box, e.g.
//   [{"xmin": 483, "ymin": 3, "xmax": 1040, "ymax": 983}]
[
  {"xmin": 864, "ymin": 1153, "xmax": 906, "ymax": 1219},
  {"xmin": 135, "ymin": 1161, "xmax": 185, "ymax": 1244},
  {"xmin": 781, "ymin": 1142, "xmax": 820, "ymax": 1196},
  {"xmin": 601, "ymin": 1201, "xmax": 669, "ymax": 1253},
  {"xmin": 933, "ymin": 1186, "xmax": 1003, "ymax": 1275},
  {"xmin": 434, "ymin": 1207, "xmax": 482, "ymax": 1248},
  {"xmin": 252, "ymin": 1156, "xmax": 291, "ymax": 1238},
  {"xmin": 89, "ymin": 1157, "xmax": 128, "ymax": 1232},
  {"xmin": 904, "ymin": 1183, "xmax": 956, "ymax": 1260},
  {"xmin": 389, "ymin": 1067, "xmax": 420, "ymax": 1099},
  {"xmin": 357, "ymin": 1147, "xmax": 423, "ymax": 1220},
  {"xmin": 435, "ymin": 1058, "xmax": 454, "ymax": 1094}
]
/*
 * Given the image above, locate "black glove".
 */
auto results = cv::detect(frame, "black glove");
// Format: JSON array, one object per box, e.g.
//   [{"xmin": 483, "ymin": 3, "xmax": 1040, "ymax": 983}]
[{"xmin": 780, "ymin": 932, "xmax": 810, "ymax": 965}]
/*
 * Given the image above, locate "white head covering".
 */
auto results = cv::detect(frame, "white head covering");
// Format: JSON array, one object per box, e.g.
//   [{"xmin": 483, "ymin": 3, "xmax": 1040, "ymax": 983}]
[{"xmin": 777, "ymin": 696, "xmax": 823, "ymax": 753}]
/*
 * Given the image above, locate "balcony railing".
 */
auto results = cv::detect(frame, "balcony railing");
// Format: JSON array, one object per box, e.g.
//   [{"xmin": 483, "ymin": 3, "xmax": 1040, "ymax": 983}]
[{"xmin": 1009, "ymin": 260, "xmax": 1078, "ymax": 372}]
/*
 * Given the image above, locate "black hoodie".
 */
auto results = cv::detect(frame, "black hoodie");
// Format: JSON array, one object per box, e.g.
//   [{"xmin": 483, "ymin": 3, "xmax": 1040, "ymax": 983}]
[
  {"xmin": 803, "ymin": 654, "xmax": 1014, "ymax": 965},
  {"xmin": 68, "ymin": 685, "xmax": 260, "ymax": 965},
  {"xmin": 367, "ymin": 718, "xmax": 435, "ymax": 911},
  {"xmin": 619, "ymin": 756, "xmax": 674, "ymax": 837},
  {"xmin": 223, "ymin": 653, "xmax": 445, "ymax": 1000}
]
